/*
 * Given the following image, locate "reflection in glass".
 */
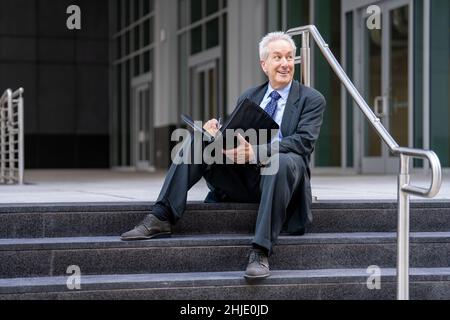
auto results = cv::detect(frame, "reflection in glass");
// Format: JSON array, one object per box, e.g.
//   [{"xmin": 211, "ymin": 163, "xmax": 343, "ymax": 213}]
[
  {"xmin": 364, "ymin": 25, "xmax": 382, "ymax": 157},
  {"xmin": 389, "ymin": 5, "xmax": 409, "ymax": 147}
]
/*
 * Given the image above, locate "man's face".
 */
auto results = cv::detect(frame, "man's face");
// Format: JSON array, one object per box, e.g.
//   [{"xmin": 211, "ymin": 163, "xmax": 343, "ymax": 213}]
[{"xmin": 260, "ymin": 39, "xmax": 295, "ymax": 90}]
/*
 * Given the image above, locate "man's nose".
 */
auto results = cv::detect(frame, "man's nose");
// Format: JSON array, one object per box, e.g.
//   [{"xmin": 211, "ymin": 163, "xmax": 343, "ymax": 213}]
[{"xmin": 280, "ymin": 57, "xmax": 289, "ymax": 66}]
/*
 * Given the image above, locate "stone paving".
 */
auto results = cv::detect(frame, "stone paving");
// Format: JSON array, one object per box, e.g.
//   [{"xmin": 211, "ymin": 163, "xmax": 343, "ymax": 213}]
[{"xmin": 0, "ymin": 169, "xmax": 448, "ymax": 203}]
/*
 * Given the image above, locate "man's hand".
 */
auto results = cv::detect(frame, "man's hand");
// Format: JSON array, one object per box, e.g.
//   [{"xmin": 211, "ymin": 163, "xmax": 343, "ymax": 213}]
[
  {"xmin": 222, "ymin": 133, "xmax": 256, "ymax": 164},
  {"xmin": 203, "ymin": 119, "xmax": 220, "ymax": 136}
]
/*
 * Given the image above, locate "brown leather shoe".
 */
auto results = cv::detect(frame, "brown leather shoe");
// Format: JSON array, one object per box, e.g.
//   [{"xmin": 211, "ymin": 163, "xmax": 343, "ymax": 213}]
[
  {"xmin": 120, "ymin": 214, "xmax": 171, "ymax": 241},
  {"xmin": 244, "ymin": 249, "xmax": 270, "ymax": 279}
]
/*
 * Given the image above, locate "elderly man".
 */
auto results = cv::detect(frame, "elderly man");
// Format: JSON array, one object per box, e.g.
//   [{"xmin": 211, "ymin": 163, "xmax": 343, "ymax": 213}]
[{"xmin": 121, "ymin": 31, "xmax": 326, "ymax": 279}]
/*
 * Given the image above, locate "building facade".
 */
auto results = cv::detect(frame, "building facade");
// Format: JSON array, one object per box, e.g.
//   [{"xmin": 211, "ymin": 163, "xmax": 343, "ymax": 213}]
[{"xmin": 0, "ymin": 0, "xmax": 449, "ymax": 174}]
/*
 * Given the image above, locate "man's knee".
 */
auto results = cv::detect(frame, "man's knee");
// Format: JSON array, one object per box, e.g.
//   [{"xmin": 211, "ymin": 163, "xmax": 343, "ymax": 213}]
[{"xmin": 276, "ymin": 153, "xmax": 305, "ymax": 177}]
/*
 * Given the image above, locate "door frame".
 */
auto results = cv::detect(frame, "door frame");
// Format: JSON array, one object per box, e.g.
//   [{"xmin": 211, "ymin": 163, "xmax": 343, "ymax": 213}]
[
  {"xmin": 342, "ymin": 0, "xmax": 414, "ymax": 174},
  {"xmin": 131, "ymin": 72, "xmax": 155, "ymax": 171},
  {"xmin": 188, "ymin": 47, "xmax": 223, "ymax": 122},
  {"xmin": 191, "ymin": 60, "xmax": 218, "ymax": 121}
]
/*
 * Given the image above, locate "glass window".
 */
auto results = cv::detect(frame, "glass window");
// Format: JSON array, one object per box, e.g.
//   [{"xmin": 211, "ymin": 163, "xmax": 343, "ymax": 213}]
[
  {"xmin": 430, "ymin": 0, "xmax": 450, "ymax": 167},
  {"xmin": 389, "ymin": 5, "xmax": 409, "ymax": 148},
  {"xmin": 134, "ymin": 25, "xmax": 140, "ymax": 51},
  {"xmin": 116, "ymin": 64, "xmax": 122, "ymax": 166},
  {"xmin": 206, "ymin": 18, "xmax": 219, "ymax": 49},
  {"xmin": 191, "ymin": 0, "xmax": 203, "ymax": 23},
  {"xmin": 191, "ymin": 26, "xmax": 203, "ymax": 54},
  {"xmin": 117, "ymin": 0, "xmax": 123, "ymax": 31},
  {"xmin": 125, "ymin": 0, "xmax": 130, "ymax": 26},
  {"xmin": 117, "ymin": 36, "xmax": 122, "ymax": 59},
  {"xmin": 143, "ymin": 18, "xmax": 153, "ymax": 46},
  {"xmin": 134, "ymin": 55, "xmax": 140, "ymax": 76},
  {"xmin": 287, "ymin": 0, "xmax": 309, "ymax": 28},
  {"xmin": 149, "ymin": 17, "xmax": 154, "ymax": 44},
  {"xmin": 143, "ymin": 0, "xmax": 151, "ymax": 16},
  {"xmin": 125, "ymin": 31, "xmax": 130, "ymax": 55},
  {"xmin": 179, "ymin": 34, "xmax": 189, "ymax": 115},
  {"xmin": 313, "ymin": 0, "xmax": 342, "ymax": 167},
  {"xmin": 134, "ymin": 0, "xmax": 140, "ymax": 21},
  {"xmin": 144, "ymin": 51, "xmax": 150, "ymax": 72},
  {"xmin": 207, "ymin": 0, "xmax": 219, "ymax": 15},
  {"xmin": 178, "ymin": 0, "xmax": 227, "ymax": 127},
  {"xmin": 287, "ymin": 0, "xmax": 309, "ymax": 48},
  {"xmin": 125, "ymin": 60, "xmax": 131, "ymax": 166}
]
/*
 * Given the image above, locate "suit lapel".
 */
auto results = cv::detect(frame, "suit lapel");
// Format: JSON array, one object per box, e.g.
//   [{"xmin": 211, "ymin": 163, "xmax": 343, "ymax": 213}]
[
  {"xmin": 250, "ymin": 82, "xmax": 269, "ymax": 105},
  {"xmin": 280, "ymin": 80, "xmax": 301, "ymax": 136}
]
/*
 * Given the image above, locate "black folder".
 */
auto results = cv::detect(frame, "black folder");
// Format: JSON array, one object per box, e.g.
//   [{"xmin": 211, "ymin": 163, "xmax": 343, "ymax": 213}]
[{"xmin": 182, "ymin": 98, "xmax": 279, "ymax": 147}]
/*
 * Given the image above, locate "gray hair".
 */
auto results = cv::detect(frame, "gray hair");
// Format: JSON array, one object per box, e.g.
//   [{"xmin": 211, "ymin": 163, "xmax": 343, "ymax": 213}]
[{"xmin": 259, "ymin": 31, "xmax": 297, "ymax": 61}]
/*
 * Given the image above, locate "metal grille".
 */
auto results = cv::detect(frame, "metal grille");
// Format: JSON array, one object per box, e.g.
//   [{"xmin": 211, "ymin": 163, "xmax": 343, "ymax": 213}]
[{"xmin": 0, "ymin": 88, "xmax": 24, "ymax": 184}]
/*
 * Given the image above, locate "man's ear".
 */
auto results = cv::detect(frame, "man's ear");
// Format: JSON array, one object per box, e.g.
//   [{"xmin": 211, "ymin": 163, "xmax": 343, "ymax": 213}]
[{"xmin": 260, "ymin": 60, "xmax": 267, "ymax": 74}]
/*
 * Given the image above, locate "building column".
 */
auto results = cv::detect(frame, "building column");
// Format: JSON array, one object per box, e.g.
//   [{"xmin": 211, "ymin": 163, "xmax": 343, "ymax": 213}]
[
  {"xmin": 227, "ymin": 0, "xmax": 266, "ymax": 114},
  {"xmin": 153, "ymin": 0, "xmax": 179, "ymax": 168}
]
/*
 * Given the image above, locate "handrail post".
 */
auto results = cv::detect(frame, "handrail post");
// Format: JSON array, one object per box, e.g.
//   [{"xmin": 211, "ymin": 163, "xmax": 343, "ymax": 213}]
[
  {"xmin": 398, "ymin": 153, "xmax": 410, "ymax": 300},
  {"xmin": 0, "ymin": 98, "xmax": 4, "ymax": 184},
  {"xmin": 18, "ymin": 90, "xmax": 24, "ymax": 185},
  {"xmin": 301, "ymin": 32, "xmax": 311, "ymax": 87},
  {"xmin": 0, "ymin": 88, "xmax": 24, "ymax": 185},
  {"xmin": 8, "ymin": 92, "xmax": 14, "ymax": 183}
]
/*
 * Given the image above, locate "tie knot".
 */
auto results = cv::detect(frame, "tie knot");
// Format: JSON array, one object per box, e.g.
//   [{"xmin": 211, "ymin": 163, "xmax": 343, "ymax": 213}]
[{"xmin": 269, "ymin": 91, "xmax": 281, "ymax": 101}]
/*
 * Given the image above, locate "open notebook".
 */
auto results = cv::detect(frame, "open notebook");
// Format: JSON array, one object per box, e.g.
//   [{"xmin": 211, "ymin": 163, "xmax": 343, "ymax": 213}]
[{"xmin": 182, "ymin": 98, "xmax": 279, "ymax": 147}]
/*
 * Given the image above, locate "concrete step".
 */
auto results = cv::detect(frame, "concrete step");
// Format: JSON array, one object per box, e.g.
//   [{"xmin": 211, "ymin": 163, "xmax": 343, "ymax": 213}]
[
  {"xmin": 1, "ymin": 201, "xmax": 450, "ymax": 238},
  {"xmin": 2, "ymin": 232, "xmax": 450, "ymax": 278},
  {"xmin": 2, "ymin": 268, "xmax": 450, "ymax": 300}
]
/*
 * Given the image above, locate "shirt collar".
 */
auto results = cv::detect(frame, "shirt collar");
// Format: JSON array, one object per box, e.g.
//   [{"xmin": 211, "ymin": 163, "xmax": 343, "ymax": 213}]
[{"xmin": 267, "ymin": 81, "xmax": 292, "ymax": 101}]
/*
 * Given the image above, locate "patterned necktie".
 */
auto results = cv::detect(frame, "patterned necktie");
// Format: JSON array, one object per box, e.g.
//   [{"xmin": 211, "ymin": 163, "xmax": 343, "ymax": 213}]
[{"xmin": 264, "ymin": 91, "xmax": 282, "ymax": 119}]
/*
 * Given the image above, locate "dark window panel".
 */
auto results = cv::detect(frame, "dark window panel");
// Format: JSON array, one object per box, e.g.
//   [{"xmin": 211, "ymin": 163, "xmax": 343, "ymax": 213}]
[
  {"xmin": 191, "ymin": 25, "xmax": 202, "ymax": 54},
  {"xmin": 206, "ymin": 18, "xmax": 219, "ymax": 49},
  {"xmin": 207, "ymin": 0, "xmax": 219, "ymax": 15},
  {"xmin": 191, "ymin": 0, "xmax": 203, "ymax": 23}
]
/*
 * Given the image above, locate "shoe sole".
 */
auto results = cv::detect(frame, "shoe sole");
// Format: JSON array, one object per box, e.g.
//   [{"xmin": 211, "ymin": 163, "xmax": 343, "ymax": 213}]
[
  {"xmin": 120, "ymin": 232, "xmax": 172, "ymax": 241},
  {"xmin": 244, "ymin": 273, "xmax": 271, "ymax": 280}
]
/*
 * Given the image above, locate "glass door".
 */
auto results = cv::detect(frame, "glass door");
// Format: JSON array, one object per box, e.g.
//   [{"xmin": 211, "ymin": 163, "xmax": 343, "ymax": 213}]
[
  {"xmin": 191, "ymin": 60, "xmax": 219, "ymax": 122},
  {"xmin": 132, "ymin": 78, "xmax": 154, "ymax": 171},
  {"xmin": 358, "ymin": 0, "xmax": 412, "ymax": 173}
]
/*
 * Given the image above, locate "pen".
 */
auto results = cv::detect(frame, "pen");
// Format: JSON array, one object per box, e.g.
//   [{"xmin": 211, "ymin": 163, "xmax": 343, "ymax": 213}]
[{"xmin": 217, "ymin": 117, "xmax": 222, "ymax": 129}]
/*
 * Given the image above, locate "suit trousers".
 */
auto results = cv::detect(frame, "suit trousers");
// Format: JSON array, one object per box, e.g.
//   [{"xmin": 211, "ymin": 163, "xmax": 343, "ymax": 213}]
[{"xmin": 156, "ymin": 135, "xmax": 307, "ymax": 253}]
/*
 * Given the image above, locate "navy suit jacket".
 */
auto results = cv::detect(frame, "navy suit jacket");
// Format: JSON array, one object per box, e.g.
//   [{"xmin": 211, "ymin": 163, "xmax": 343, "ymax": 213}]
[{"xmin": 236, "ymin": 80, "xmax": 326, "ymax": 232}]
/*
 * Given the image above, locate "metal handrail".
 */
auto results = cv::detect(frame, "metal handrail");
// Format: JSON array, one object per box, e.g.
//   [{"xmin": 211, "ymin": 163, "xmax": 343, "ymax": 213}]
[
  {"xmin": 287, "ymin": 25, "xmax": 442, "ymax": 300},
  {"xmin": 0, "ymin": 87, "xmax": 24, "ymax": 185}
]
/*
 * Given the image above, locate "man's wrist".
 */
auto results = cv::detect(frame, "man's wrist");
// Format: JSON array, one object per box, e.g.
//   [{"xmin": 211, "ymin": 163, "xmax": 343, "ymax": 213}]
[{"xmin": 249, "ymin": 145, "xmax": 262, "ymax": 166}]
